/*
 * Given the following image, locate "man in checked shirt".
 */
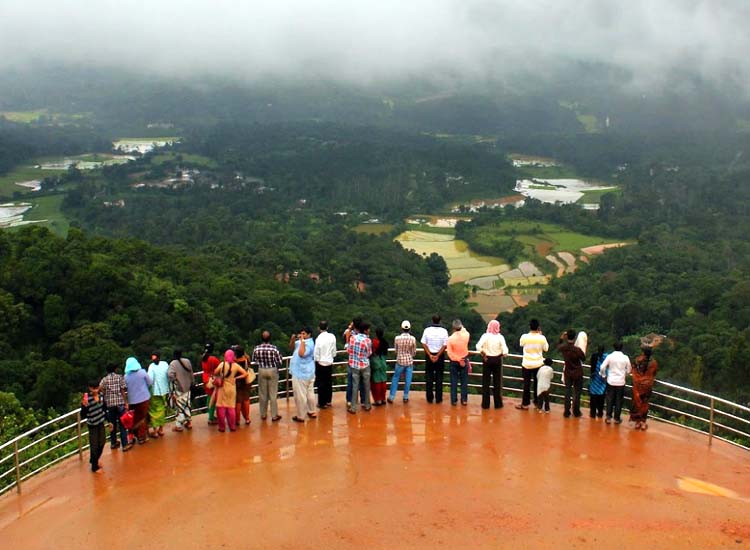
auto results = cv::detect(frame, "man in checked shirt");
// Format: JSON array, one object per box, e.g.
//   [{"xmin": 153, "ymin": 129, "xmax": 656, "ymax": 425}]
[{"xmin": 252, "ymin": 330, "xmax": 284, "ymax": 422}]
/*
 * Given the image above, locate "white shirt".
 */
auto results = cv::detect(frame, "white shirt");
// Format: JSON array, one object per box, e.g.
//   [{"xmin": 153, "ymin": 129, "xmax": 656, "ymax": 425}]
[
  {"xmin": 536, "ymin": 365, "xmax": 554, "ymax": 395},
  {"xmin": 476, "ymin": 333, "xmax": 508, "ymax": 357},
  {"xmin": 313, "ymin": 331, "xmax": 337, "ymax": 366},
  {"xmin": 421, "ymin": 325, "xmax": 449, "ymax": 354},
  {"xmin": 519, "ymin": 332, "xmax": 549, "ymax": 369},
  {"xmin": 599, "ymin": 351, "xmax": 631, "ymax": 386}
]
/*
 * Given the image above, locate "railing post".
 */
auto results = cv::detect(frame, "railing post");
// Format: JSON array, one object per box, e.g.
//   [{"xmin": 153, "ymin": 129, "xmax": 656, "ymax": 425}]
[
  {"xmin": 708, "ymin": 397, "xmax": 715, "ymax": 447},
  {"xmin": 285, "ymin": 358, "xmax": 290, "ymax": 402},
  {"xmin": 76, "ymin": 411, "xmax": 83, "ymax": 461},
  {"xmin": 500, "ymin": 357, "xmax": 504, "ymax": 401},
  {"xmin": 13, "ymin": 441, "xmax": 21, "ymax": 494}
]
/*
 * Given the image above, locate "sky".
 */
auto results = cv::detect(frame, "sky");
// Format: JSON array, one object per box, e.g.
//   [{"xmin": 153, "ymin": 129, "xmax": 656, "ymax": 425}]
[{"xmin": 1, "ymin": 0, "xmax": 748, "ymax": 90}]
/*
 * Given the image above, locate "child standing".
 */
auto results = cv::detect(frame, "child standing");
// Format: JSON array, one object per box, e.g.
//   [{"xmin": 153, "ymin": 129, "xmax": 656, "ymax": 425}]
[
  {"xmin": 536, "ymin": 358, "xmax": 555, "ymax": 413},
  {"xmin": 588, "ymin": 345, "xmax": 608, "ymax": 418},
  {"xmin": 81, "ymin": 381, "xmax": 107, "ymax": 473}
]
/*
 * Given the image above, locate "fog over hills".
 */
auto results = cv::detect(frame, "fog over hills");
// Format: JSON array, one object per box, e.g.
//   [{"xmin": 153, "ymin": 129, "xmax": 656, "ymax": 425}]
[{"xmin": 1, "ymin": 0, "xmax": 749, "ymax": 95}]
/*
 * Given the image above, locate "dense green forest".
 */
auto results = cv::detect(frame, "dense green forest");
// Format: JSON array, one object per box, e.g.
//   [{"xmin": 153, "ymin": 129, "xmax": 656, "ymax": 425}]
[{"xmin": 0, "ymin": 223, "xmax": 480, "ymax": 416}]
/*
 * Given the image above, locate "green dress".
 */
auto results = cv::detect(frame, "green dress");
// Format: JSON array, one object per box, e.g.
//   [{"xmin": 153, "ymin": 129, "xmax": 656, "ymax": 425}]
[{"xmin": 371, "ymin": 354, "xmax": 388, "ymax": 384}]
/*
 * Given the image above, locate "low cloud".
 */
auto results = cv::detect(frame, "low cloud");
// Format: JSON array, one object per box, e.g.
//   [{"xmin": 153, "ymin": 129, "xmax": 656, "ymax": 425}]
[{"xmin": 1, "ymin": 0, "xmax": 748, "ymax": 90}]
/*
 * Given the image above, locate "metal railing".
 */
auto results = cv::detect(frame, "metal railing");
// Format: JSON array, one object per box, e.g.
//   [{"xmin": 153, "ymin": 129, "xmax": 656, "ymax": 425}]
[{"xmin": 1, "ymin": 349, "xmax": 748, "ymax": 497}]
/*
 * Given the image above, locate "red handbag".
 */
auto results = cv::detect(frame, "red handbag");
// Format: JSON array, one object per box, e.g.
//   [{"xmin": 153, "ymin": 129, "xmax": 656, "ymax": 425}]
[{"xmin": 120, "ymin": 409, "xmax": 134, "ymax": 430}]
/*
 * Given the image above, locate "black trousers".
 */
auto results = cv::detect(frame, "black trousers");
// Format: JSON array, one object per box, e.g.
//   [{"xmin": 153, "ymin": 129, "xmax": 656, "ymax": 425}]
[
  {"xmin": 425, "ymin": 352, "xmax": 445, "ymax": 403},
  {"xmin": 606, "ymin": 385, "xmax": 625, "ymax": 421},
  {"xmin": 481, "ymin": 355, "xmax": 503, "ymax": 409},
  {"xmin": 589, "ymin": 394, "xmax": 605, "ymax": 417},
  {"xmin": 538, "ymin": 390, "xmax": 550, "ymax": 411},
  {"xmin": 521, "ymin": 367, "xmax": 539, "ymax": 407},
  {"xmin": 564, "ymin": 377, "xmax": 583, "ymax": 416},
  {"xmin": 315, "ymin": 362, "xmax": 333, "ymax": 407},
  {"xmin": 88, "ymin": 423, "xmax": 106, "ymax": 472}
]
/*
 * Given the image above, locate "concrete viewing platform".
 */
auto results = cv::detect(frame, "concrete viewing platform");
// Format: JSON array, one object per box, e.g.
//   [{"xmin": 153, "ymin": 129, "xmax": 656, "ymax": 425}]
[{"xmin": 1, "ymin": 393, "xmax": 749, "ymax": 549}]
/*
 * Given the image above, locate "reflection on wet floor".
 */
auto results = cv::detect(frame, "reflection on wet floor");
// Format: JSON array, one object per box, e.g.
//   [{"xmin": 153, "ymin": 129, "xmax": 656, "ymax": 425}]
[
  {"xmin": 2, "ymin": 393, "xmax": 750, "ymax": 548},
  {"xmin": 677, "ymin": 477, "xmax": 743, "ymax": 499}
]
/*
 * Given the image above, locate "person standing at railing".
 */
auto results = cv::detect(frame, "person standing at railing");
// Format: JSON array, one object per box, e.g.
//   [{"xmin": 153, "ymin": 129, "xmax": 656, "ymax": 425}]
[
  {"xmin": 421, "ymin": 314, "xmax": 449, "ymax": 404},
  {"xmin": 588, "ymin": 345, "xmax": 608, "ymax": 419},
  {"xmin": 476, "ymin": 319, "xmax": 508, "ymax": 409},
  {"xmin": 558, "ymin": 329, "xmax": 586, "ymax": 418},
  {"xmin": 347, "ymin": 321, "xmax": 373, "ymax": 414},
  {"xmin": 290, "ymin": 327, "xmax": 317, "ymax": 422},
  {"xmin": 388, "ymin": 320, "xmax": 417, "ymax": 404},
  {"xmin": 447, "ymin": 320, "xmax": 470, "ymax": 406},
  {"xmin": 536, "ymin": 358, "xmax": 554, "ymax": 413},
  {"xmin": 124, "ymin": 356, "xmax": 152, "ymax": 446},
  {"xmin": 630, "ymin": 346, "xmax": 659, "ymax": 431},
  {"xmin": 370, "ymin": 327, "xmax": 390, "ymax": 406},
  {"xmin": 168, "ymin": 349, "xmax": 194, "ymax": 432},
  {"xmin": 517, "ymin": 319, "xmax": 548, "ymax": 410},
  {"xmin": 201, "ymin": 343, "xmax": 220, "ymax": 425},
  {"xmin": 212, "ymin": 349, "xmax": 251, "ymax": 432},
  {"xmin": 599, "ymin": 342, "xmax": 631, "ymax": 425},
  {"xmin": 99, "ymin": 363, "xmax": 129, "ymax": 450},
  {"xmin": 81, "ymin": 381, "xmax": 107, "ymax": 473},
  {"xmin": 314, "ymin": 321, "xmax": 337, "ymax": 409},
  {"xmin": 233, "ymin": 345, "xmax": 252, "ymax": 426},
  {"xmin": 253, "ymin": 331, "xmax": 284, "ymax": 422},
  {"xmin": 344, "ymin": 318, "xmax": 367, "ymax": 408},
  {"xmin": 147, "ymin": 352, "xmax": 171, "ymax": 438}
]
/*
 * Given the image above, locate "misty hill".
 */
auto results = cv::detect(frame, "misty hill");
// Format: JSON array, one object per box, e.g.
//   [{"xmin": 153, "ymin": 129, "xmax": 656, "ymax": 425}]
[{"xmin": 2, "ymin": 66, "xmax": 748, "ymax": 137}]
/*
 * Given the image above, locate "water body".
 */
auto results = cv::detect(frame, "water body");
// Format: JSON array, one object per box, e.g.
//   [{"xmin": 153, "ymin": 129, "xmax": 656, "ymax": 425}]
[
  {"xmin": 0, "ymin": 203, "xmax": 32, "ymax": 228},
  {"xmin": 515, "ymin": 178, "xmax": 616, "ymax": 209}
]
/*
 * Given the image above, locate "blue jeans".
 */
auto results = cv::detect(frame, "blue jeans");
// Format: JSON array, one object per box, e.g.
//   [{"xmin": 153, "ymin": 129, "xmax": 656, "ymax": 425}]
[
  {"xmin": 346, "ymin": 367, "xmax": 366, "ymax": 404},
  {"xmin": 106, "ymin": 405, "xmax": 128, "ymax": 447},
  {"xmin": 389, "ymin": 364, "xmax": 413, "ymax": 401},
  {"xmin": 450, "ymin": 361, "xmax": 469, "ymax": 404}
]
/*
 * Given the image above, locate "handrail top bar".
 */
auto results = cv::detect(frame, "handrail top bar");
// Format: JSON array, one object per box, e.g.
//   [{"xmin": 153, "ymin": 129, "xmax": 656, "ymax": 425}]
[{"xmin": 0, "ymin": 410, "xmax": 79, "ymax": 454}]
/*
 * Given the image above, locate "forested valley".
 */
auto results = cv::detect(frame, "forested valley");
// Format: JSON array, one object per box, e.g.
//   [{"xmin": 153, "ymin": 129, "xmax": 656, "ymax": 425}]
[{"xmin": 2, "ymin": 75, "xmax": 750, "ymax": 439}]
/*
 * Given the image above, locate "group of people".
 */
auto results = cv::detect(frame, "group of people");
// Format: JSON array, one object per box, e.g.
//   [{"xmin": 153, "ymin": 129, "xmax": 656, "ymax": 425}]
[
  {"xmin": 513, "ymin": 321, "xmax": 659, "ymax": 430},
  {"xmin": 80, "ymin": 316, "xmax": 659, "ymax": 473}
]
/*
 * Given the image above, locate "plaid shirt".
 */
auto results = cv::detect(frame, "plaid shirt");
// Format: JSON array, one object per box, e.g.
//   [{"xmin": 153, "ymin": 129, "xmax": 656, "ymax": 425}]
[
  {"xmin": 252, "ymin": 343, "xmax": 283, "ymax": 369},
  {"xmin": 394, "ymin": 333, "xmax": 417, "ymax": 366},
  {"xmin": 99, "ymin": 373, "xmax": 126, "ymax": 407},
  {"xmin": 347, "ymin": 332, "xmax": 372, "ymax": 370}
]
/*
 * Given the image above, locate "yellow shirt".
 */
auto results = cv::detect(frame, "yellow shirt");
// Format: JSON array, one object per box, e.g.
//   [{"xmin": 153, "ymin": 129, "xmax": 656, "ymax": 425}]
[{"xmin": 519, "ymin": 332, "xmax": 549, "ymax": 369}]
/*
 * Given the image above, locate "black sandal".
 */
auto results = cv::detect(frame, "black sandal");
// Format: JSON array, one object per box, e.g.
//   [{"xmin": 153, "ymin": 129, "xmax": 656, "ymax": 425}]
[{"xmin": 292, "ymin": 416, "xmax": 305, "ymax": 423}]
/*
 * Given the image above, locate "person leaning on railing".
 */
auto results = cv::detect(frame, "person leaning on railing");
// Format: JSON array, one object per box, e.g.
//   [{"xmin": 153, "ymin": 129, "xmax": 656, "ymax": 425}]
[{"xmin": 476, "ymin": 320, "xmax": 508, "ymax": 409}]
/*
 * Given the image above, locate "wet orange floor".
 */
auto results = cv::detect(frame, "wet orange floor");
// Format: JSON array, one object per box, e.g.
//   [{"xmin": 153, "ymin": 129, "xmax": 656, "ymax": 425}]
[{"xmin": 1, "ymin": 394, "xmax": 749, "ymax": 549}]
